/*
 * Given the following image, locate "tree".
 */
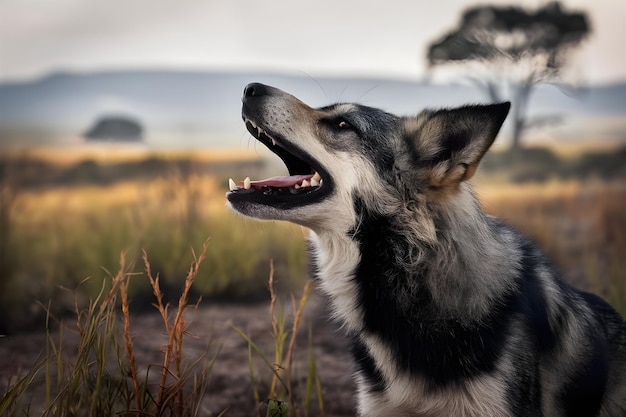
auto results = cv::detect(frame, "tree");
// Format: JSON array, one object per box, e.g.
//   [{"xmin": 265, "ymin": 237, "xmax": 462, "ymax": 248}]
[
  {"xmin": 427, "ymin": 1, "xmax": 590, "ymax": 150},
  {"xmin": 84, "ymin": 115, "xmax": 144, "ymax": 142}
]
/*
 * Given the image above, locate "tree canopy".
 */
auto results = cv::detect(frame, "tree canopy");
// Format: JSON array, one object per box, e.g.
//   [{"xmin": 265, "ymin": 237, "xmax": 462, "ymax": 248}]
[
  {"xmin": 84, "ymin": 115, "xmax": 144, "ymax": 142},
  {"xmin": 427, "ymin": 2, "xmax": 590, "ymax": 149},
  {"xmin": 429, "ymin": 2, "xmax": 589, "ymax": 67}
]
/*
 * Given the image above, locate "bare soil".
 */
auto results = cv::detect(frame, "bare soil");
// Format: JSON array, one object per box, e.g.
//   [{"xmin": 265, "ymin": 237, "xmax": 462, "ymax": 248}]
[{"xmin": 0, "ymin": 296, "xmax": 356, "ymax": 417}]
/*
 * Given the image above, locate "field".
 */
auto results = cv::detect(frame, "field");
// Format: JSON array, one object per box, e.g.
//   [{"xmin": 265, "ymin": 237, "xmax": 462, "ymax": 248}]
[
  {"xmin": 0, "ymin": 147, "xmax": 306, "ymax": 332},
  {"xmin": 0, "ymin": 145, "xmax": 625, "ymax": 416}
]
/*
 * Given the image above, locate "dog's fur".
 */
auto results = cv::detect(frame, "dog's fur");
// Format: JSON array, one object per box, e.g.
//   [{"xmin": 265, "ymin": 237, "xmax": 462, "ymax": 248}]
[{"xmin": 227, "ymin": 83, "xmax": 626, "ymax": 417}]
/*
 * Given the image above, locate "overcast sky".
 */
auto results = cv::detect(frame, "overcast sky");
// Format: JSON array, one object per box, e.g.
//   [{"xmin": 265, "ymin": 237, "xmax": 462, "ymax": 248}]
[{"xmin": 1, "ymin": 0, "xmax": 624, "ymax": 84}]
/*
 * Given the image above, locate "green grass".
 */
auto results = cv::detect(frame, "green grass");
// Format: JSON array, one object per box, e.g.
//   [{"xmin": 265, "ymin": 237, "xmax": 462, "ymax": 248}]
[{"xmin": 0, "ymin": 173, "xmax": 307, "ymax": 332}]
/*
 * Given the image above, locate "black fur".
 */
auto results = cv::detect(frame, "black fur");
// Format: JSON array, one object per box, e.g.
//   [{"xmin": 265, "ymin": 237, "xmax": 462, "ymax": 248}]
[
  {"xmin": 348, "ymin": 197, "xmax": 622, "ymax": 415},
  {"xmin": 351, "ymin": 336, "xmax": 386, "ymax": 394},
  {"xmin": 349, "ymin": 200, "xmax": 514, "ymax": 385}
]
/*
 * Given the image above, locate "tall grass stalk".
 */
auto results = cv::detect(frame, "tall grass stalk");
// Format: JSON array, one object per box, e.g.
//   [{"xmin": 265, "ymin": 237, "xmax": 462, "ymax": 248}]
[
  {"xmin": 304, "ymin": 327, "xmax": 324, "ymax": 417},
  {"xmin": 1, "ymin": 243, "xmax": 215, "ymax": 416},
  {"xmin": 235, "ymin": 261, "xmax": 319, "ymax": 417},
  {"xmin": 142, "ymin": 238, "xmax": 211, "ymax": 415},
  {"xmin": 119, "ymin": 278, "xmax": 141, "ymax": 413},
  {"xmin": 284, "ymin": 281, "xmax": 313, "ymax": 409},
  {"xmin": 268, "ymin": 260, "xmax": 286, "ymax": 400},
  {"xmin": 0, "ymin": 357, "xmax": 46, "ymax": 415}
]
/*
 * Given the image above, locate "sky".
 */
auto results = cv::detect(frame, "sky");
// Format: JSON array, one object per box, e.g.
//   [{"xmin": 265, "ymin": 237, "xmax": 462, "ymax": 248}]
[{"xmin": 0, "ymin": 0, "xmax": 625, "ymax": 84}]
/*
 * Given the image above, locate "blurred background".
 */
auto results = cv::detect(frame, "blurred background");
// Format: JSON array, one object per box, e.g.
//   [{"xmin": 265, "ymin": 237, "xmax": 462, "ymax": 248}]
[{"xmin": 0, "ymin": 0, "xmax": 625, "ymax": 334}]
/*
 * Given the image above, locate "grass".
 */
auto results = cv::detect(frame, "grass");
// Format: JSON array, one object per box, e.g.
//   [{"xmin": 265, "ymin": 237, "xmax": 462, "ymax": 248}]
[
  {"xmin": 0, "ymin": 170, "xmax": 307, "ymax": 332},
  {"xmin": 5, "ymin": 146, "xmax": 261, "ymax": 168},
  {"xmin": 1, "ymin": 242, "xmax": 217, "ymax": 416},
  {"xmin": 478, "ymin": 179, "xmax": 626, "ymax": 315},
  {"xmin": 233, "ymin": 261, "xmax": 323, "ymax": 417},
  {"xmin": 1, "ymin": 246, "xmax": 323, "ymax": 417}
]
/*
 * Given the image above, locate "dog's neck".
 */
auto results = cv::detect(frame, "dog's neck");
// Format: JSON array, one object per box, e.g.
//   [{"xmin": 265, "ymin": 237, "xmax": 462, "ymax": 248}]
[{"xmin": 308, "ymin": 187, "xmax": 521, "ymax": 331}]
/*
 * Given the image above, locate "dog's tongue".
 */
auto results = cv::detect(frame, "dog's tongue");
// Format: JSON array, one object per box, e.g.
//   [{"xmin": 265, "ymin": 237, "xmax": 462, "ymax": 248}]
[{"xmin": 237, "ymin": 174, "xmax": 314, "ymax": 188}]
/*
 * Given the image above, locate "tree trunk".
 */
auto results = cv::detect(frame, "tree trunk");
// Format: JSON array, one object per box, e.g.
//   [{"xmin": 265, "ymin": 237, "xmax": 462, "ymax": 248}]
[
  {"xmin": 509, "ymin": 79, "xmax": 534, "ymax": 151},
  {"xmin": 511, "ymin": 115, "xmax": 523, "ymax": 150}
]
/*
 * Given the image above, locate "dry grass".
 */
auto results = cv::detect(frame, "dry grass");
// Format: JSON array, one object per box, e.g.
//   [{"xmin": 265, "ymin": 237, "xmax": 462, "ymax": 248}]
[
  {"xmin": 3, "ymin": 146, "xmax": 261, "ymax": 168},
  {"xmin": 1, "ymin": 243, "xmax": 324, "ymax": 417},
  {"xmin": 143, "ymin": 241, "xmax": 209, "ymax": 413},
  {"xmin": 14, "ymin": 173, "xmax": 225, "ymax": 218},
  {"xmin": 1, "ymin": 170, "xmax": 307, "ymax": 332},
  {"xmin": 234, "ymin": 261, "xmax": 322, "ymax": 417},
  {"xmin": 1, "ymin": 242, "xmax": 216, "ymax": 417},
  {"xmin": 479, "ymin": 179, "xmax": 626, "ymax": 314}
]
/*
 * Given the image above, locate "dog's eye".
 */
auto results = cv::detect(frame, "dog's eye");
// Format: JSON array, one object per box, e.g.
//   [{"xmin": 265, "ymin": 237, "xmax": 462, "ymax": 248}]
[{"xmin": 337, "ymin": 120, "xmax": 352, "ymax": 129}]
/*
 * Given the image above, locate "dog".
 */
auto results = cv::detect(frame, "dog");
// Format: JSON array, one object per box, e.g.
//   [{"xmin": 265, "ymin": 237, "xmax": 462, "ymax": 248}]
[{"xmin": 226, "ymin": 83, "xmax": 626, "ymax": 417}]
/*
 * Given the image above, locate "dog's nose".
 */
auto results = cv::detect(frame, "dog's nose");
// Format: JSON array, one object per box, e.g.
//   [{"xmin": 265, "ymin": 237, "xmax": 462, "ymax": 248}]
[{"xmin": 243, "ymin": 83, "xmax": 271, "ymax": 98}]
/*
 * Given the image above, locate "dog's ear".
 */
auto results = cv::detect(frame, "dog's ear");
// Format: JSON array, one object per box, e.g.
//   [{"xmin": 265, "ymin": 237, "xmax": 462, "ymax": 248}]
[{"xmin": 408, "ymin": 102, "xmax": 510, "ymax": 188}]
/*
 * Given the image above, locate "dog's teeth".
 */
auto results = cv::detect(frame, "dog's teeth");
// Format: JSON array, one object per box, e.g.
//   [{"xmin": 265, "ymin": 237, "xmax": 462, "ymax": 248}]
[
  {"xmin": 228, "ymin": 178, "xmax": 237, "ymax": 191},
  {"xmin": 244, "ymin": 177, "xmax": 251, "ymax": 189},
  {"xmin": 312, "ymin": 172, "xmax": 321, "ymax": 181},
  {"xmin": 311, "ymin": 177, "xmax": 320, "ymax": 187},
  {"xmin": 301, "ymin": 179, "xmax": 311, "ymax": 188},
  {"xmin": 294, "ymin": 183, "xmax": 301, "ymax": 189},
  {"xmin": 319, "ymin": 179, "xmax": 323, "ymax": 186},
  {"xmin": 271, "ymin": 137, "xmax": 276, "ymax": 146}
]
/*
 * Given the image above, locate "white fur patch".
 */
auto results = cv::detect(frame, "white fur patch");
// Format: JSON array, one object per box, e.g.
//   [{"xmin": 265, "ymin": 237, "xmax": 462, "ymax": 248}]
[
  {"xmin": 309, "ymin": 231, "xmax": 363, "ymax": 331},
  {"xmin": 358, "ymin": 334, "xmax": 512, "ymax": 417}
]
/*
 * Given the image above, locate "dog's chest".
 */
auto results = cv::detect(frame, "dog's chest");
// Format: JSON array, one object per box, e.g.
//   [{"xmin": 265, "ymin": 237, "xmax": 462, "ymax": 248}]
[
  {"xmin": 357, "ymin": 378, "xmax": 511, "ymax": 417},
  {"xmin": 309, "ymin": 232, "xmax": 512, "ymax": 417},
  {"xmin": 308, "ymin": 231, "xmax": 365, "ymax": 330},
  {"xmin": 356, "ymin": 334, "xmax": 511, "ymax": 417}
]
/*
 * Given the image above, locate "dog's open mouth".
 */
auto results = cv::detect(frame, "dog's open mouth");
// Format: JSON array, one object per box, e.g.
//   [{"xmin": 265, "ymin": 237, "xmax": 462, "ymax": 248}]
[{"xmin": 227, "ymin": 118, "xmax": 332, "ymax": 209}]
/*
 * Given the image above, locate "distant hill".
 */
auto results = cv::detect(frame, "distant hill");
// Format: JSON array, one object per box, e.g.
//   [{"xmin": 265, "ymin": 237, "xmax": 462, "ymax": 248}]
[{"xmin": 1, "ymin": 70, "xmax": 625, "ymax": 148}]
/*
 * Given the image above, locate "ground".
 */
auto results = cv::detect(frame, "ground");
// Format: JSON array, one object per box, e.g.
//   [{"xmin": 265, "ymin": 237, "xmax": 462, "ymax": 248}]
[{"xmin": 0, "ymin": 296, "xmax": 356, "ymax": 417}]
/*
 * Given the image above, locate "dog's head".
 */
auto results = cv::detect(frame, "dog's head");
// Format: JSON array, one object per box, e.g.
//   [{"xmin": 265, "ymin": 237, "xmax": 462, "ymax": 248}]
[{"xmin": 227, "ymin": 83, "xmax": 509, "ymax": 234}]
